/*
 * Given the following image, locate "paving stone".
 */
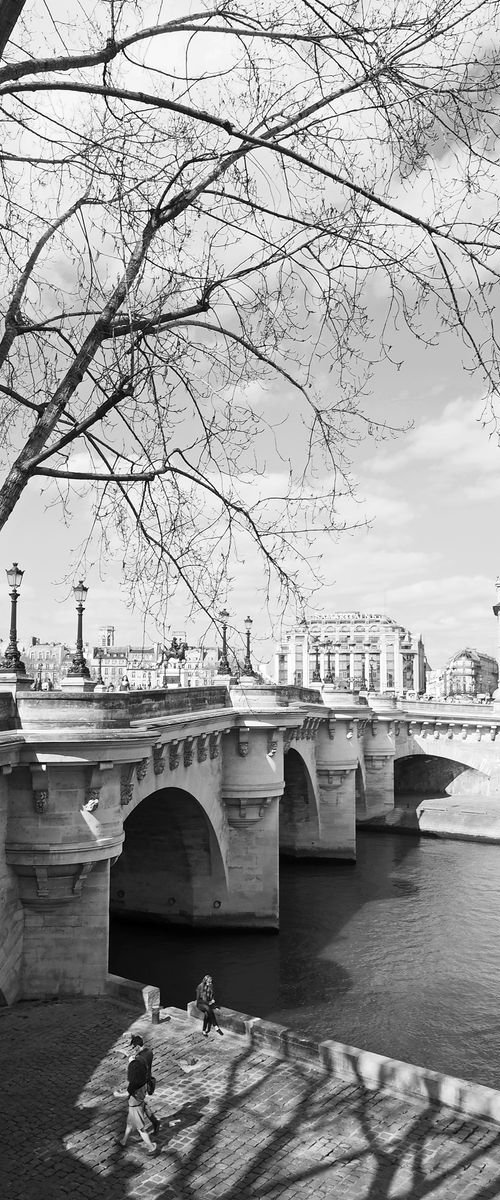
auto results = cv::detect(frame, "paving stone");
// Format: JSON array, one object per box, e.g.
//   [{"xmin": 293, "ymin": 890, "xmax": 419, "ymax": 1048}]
[{"xmin": 2, "ymin": 997, "xmax": 500, "ymax": 1198}]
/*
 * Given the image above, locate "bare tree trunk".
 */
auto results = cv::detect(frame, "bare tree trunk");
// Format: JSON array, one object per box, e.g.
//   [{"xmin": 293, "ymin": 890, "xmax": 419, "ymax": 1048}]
[{"xmin": 0, "ymin": 0, "xmax": 25, "ymax": 57}]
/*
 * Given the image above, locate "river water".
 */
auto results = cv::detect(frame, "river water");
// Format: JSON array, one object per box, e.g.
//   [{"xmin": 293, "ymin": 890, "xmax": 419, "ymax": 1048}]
[{"xmin": 109, "ymin": 829, "xmax": 500, "ymax": 1089}]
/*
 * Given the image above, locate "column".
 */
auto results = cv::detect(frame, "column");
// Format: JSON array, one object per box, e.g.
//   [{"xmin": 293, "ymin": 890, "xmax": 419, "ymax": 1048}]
[
  {"xmin": 412, "ymin": 652, "xmax": 419, "ymax": 691},
  {"xmin": 292, "ymin": 630, "xmax": 306, "ymax": 686},
  {"xmin": 364, "ymin": 645, "xmax": 371, "ymax": 690},
  {"xmin": 394, "ymin": 636, "xmax": 403, "ymax": 694},
  {"xmin": 379, "ymin": 640, "xmax": 388, "ymax": 692},
  {"xmin": 494, "ymin": 578, "xmax": 500, "ymax": 682},
  {"xmin": 304, "ymin": 634, "xmax": 311, "ymax": 687},
  {"xmin": 273, "ymin": 645, "xmax": 285, "ymax": 684}
]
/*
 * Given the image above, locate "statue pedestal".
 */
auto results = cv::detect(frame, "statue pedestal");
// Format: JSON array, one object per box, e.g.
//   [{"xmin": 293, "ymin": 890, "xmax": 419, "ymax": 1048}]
[
  {"xmin": 0, "ymin": 671, "xmax": 34, "ymax": 695},
  {"xmin": 60, "ymin": 676, "xmax": 96, "ymax": 692}
]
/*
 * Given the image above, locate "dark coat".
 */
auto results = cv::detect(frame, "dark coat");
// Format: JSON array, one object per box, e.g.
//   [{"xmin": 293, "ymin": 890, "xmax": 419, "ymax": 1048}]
[{"xmin": 127, "ymin": 1047, "xmax": 154, "ymax": 1097}]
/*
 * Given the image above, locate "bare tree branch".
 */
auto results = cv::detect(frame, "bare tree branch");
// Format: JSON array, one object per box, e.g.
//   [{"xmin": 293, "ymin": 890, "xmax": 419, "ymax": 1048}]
[{"xmin": 0, "ymin": 0, "xmax": 498, "ymax": 622}]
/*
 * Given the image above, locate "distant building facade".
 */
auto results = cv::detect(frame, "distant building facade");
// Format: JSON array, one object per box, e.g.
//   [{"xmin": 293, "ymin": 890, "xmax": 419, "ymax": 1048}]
[
  {"xmin": 23, "ymin": 638, "xmax": 78, "ymax": 687},
  {"xmin": 92, "ymin": 630, "xmax": 220, "ymax": 689},
  {"xmin": 274, "ymin": 612, "xmax": 426, "ymax": 694},
  {"xmin": 428, "ymin": 649, "xmax": 498, "ymax": 699}
]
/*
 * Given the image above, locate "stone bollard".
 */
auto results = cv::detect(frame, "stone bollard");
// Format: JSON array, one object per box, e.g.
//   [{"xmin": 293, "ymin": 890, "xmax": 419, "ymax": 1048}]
[{"xmin": 142, "ymin": 983, "xmax": 161, "ymax": 1022}]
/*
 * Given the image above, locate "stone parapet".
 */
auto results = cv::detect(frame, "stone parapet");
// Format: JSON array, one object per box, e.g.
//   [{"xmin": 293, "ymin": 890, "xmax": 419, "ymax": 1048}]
[
  {"xmin": 12, "ymin": 685, "xmax": 232, "ymax": 732},
  {"xmin": 106, "ymin": 973, "xmax": 160, "ymax": 1010},
  {"xmin": 187, "ymin": 1003, "xmax": 500, "ymax": 1125},
  {"xmin": 230, "ymin": 682, "xmax": 323, "ymax": 709}
]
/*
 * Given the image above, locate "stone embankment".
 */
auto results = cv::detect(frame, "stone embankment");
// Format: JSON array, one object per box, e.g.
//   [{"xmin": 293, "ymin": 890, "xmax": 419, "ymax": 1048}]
[
  {"xmin": 361, "ymin": 793, "xmax": 500, "ymax": 842},
  {"xmin": 3, "ymin": 985, "xmax": 500, "ymax": 1200}
]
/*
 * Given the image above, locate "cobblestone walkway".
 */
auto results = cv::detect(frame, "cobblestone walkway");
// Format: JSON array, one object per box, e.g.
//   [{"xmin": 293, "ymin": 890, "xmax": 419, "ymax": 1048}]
[{"xmin": 2, "ymin": 998, "xmax": 500, "ymax": 1199}]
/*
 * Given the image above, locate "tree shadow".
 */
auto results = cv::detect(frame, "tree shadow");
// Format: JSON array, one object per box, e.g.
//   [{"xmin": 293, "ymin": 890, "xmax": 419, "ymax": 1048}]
[
  {"xmin": 158, "ymin": 1095, "xmax": 211, "ymax": 1143},
  {"xmin": 4, "ymin": 999, "xmax": 500, "ymax": 1200},
  {"xmin": 345, "ymin": 1051, "xmax": 500, "ymax": 1200}
]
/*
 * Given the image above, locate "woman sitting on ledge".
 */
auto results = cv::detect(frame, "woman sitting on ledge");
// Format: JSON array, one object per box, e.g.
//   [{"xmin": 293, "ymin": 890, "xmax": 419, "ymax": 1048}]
[{"xmin": 196, "ymin": 974, "xmax": 224, "ymax": 1038}]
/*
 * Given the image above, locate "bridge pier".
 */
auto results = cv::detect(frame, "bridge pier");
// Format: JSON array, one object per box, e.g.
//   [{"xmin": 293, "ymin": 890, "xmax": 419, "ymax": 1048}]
[
  {"xmin": 4, "ymin": 754, "xmax": 125, "ymax": 1000},
  {"xmin": 314, "ymin": 715, "xmax": 359, "ymax": 860},
  {"xmin": 223, "ymin": 797, "xmax": 280, "ymax": 929},
  {"xmin": 221, "ymin": 724, "xmax": 285, "ymax": 928},
  {"xmin": 17, "ymin": 860, "xmax": 111, "ymax": 1000},
  {"xmin": 355, "ymin": 694, "xmax": 397, "ymax": 822}
]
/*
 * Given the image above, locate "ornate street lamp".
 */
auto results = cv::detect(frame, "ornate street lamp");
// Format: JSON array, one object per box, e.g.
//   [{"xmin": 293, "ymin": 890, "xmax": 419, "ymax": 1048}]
[
  {"xmin": 67, "ymin": 580, "xmax": 91, "ymax": 678},
  {"xmin": 323, "ymin": 638, "xmax": 333, "ymax": 684},
  {"xmin": 217, "ymin": 608, "xmax": 230, "ymax": 674},
  {"xmin": 311, "ymin": 636, "xmax": 321, "ymax": 682},
  {"xmin": 0, "ymin": 562, "xmax": 26, "ymax": 673},
  {"xmin": 94, "ymin": 647, "xmax": 105, "ymax": 687},
  {"xmin": 242, "ymin": 615, "xmax": 254, "ymax": 676}
]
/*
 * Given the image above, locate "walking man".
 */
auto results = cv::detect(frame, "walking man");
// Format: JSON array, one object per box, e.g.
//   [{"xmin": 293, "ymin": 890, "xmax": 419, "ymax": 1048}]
[{"xmin": 118, "ymin": 1033, "xmax": 159, "ymax": 1152}]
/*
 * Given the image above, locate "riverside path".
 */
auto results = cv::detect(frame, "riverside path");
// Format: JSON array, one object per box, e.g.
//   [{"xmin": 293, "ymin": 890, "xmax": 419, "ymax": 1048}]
[{"xmin": 2, "ymin": 995, "xmax": 500, "ymax": 1200}]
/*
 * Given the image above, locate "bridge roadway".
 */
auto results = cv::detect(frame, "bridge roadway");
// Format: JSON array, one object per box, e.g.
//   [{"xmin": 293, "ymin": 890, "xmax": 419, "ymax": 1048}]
[{"xmin": 1, "ymin": 677, "xmax": 500, "ymax": 1004}]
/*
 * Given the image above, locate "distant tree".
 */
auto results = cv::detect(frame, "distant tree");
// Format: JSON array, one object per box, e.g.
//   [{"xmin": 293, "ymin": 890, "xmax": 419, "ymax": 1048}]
[{"xmin": 0, "ymin": 0, "xmax": 499, "ymax": 620}]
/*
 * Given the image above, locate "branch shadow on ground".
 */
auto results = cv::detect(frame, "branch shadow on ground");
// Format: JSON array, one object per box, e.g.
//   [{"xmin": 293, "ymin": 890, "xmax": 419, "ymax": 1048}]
[
  {"xmin": 147, "ymin": 1027, "xmax": 500, "ymax": 1200},
  {"xmin": 4, "ymin": 999, "xmax": 500, "ymax": 1200}
]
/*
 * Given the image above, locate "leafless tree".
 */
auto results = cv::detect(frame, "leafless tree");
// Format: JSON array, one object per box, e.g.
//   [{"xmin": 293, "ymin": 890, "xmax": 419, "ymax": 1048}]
[{"xmin": 0, "ymin": 0, "xmax": 499, "ymax": 621}]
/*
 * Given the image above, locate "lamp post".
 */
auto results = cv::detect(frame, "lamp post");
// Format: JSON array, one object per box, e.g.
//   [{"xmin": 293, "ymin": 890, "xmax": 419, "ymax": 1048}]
[
  {"xmin": 323, "ymin": 638, "xmax": 333, "ymax": 684},
  {"xmin": 217, "ymin": 608, "xmax": 230, "ymax": 675},
  {"xmin": 0, "ymin": 562, "xmax": 25, "ymax": 673},
  {"xmin": 242, "ymin": 615, "xmax": 254, "ymax": 676},
  {"xmin": 311, "ymin": 636, "xmax": 321, "ymax": 682},
  {"xmin": 94, "ymin": 647, "xmax": 105, "ymax": 687},
  {"xmin": 67, "ymin": 580, "xmax": 91, "ymax": 678}
]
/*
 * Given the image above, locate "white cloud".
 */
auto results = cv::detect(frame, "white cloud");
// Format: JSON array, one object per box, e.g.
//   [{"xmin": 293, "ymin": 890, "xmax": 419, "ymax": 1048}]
[{"xmin": 388, "ymin": 574, "xmax": 492, "ymax": 604}]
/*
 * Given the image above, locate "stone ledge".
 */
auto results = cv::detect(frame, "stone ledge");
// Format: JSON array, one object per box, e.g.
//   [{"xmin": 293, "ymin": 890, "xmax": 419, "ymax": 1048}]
[
  {"xmin": 187, "ymin": 1000, "xmax": 253, "ymax": 1036},
  {"xmin": 187, "ymin": 1002, "xmax": 500, "ymax": 1125},
  {"xmin": 105, "ymin": 972, "xmax": 159, "ymax": 1009}
]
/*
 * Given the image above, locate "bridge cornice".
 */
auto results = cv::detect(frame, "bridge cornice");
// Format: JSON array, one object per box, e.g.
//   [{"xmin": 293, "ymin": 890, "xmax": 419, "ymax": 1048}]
[{"xmin": 0, "ymin": 708, "xmax": 235, "ymax": 767}]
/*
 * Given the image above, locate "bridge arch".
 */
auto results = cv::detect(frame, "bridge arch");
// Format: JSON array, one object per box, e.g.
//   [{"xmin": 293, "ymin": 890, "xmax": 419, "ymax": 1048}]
[
  {"xmin": 280, "ymin": 747, "xmax": 320, "ymax": 855},
  {"xmin": 110, "ymin": 785, "xmax": 228, "ymax": 926},
  {"xmin": 394, "ymin": 754, "xmax": 489, "ymax": 797}
]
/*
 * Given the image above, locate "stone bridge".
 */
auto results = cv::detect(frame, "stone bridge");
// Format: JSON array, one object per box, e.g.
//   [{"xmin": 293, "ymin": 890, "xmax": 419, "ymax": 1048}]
[{"xmin": 1, "ymin": 679, "xmax": 499, "ymax": 1005}]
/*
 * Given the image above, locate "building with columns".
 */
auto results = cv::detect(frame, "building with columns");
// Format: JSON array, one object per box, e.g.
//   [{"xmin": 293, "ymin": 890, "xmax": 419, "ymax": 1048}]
[{"xmin": 274, "ymin": 611, "xmax": 426, "ymax": 695}]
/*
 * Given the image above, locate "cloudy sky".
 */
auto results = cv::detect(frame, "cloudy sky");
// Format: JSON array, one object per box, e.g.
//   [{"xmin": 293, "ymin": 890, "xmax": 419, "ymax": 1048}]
[
  {"xmin": 0, "ymin": 315, "xmax": 498, "ymax": 674},
  {"xmin": 0, "ymin": 1, "xmax": 498, "ymax": 674}
]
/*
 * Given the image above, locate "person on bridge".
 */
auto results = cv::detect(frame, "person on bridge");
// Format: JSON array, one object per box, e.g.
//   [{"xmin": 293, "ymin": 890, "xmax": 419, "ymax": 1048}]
[
  {"xmin": 196, "ymin": 974, "xmax": 224, "ymax": 1037},
  {"xmin": 117, "ymin": 1034, "xmax": 159, "ymax": 1152}
]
